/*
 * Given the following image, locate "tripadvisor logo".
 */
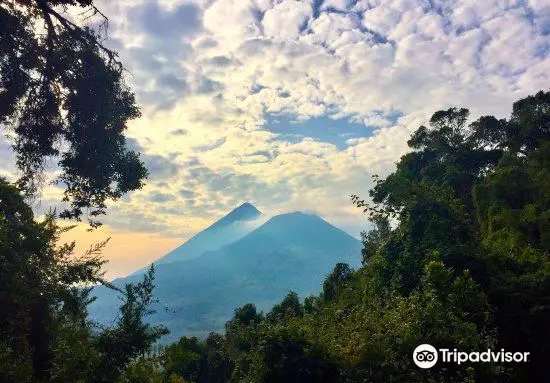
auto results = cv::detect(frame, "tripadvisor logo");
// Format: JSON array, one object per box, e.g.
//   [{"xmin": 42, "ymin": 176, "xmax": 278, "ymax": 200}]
[
  {"xmin": 413, "ymin": 344, "xmax": 530, "ymax": 369},
  {"xmin": 413, "ymin": 344, "xmax": 438, "ymax": 368}
]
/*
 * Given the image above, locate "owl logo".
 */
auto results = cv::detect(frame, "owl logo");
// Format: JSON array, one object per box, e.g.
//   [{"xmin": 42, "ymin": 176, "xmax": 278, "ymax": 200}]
[{"xmin": 413, "ymin": 344, "xmax": 438, "ymax": 368}]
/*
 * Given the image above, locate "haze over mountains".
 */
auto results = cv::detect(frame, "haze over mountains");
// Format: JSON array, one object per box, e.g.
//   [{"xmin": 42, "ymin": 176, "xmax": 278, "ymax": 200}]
[
  {"xmin": 156, "ymin": 202, "xmax": 263, "ymax": 265},
  {"xmin": 89, "ymin": 203, "xmax": 362, "ymax": 342},
  {"xmin": 131, "ymin": 203, "xmax": 264, "ymax": 276}
]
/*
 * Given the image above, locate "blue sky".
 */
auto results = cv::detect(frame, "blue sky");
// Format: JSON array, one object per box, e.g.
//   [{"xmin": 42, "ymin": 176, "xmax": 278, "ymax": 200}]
[
  {"xmin": 264, "ymin": 113, "xmax": 377, "ymax": 149},
  {"xmin": 1, "ymin": 0, "xmax": 549, "ymax": 278}
]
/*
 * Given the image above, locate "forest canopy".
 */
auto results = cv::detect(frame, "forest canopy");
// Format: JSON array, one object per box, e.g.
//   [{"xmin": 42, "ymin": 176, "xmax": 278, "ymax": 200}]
[
  {"xmin": 1, "ymin": 90, "xmax": 548, "ymax": 382},
  {"xmin": 113, "ymin": 91, "xmax": 549, "ymax": 383}
]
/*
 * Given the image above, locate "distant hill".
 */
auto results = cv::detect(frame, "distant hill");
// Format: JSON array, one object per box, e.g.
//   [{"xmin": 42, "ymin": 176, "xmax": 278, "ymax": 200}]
[
  {"xmin": 141, "ymin": 203, "xmax": 263, "ymax": 272},
  {"xmin": 89, "ymin": 208, "xmax": 362, "ymax": 343}
]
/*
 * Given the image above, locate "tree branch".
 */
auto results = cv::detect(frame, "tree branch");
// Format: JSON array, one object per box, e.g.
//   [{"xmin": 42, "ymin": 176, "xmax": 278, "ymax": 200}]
[{"xmin": 34, "ymin": 0, "xmax": 121, "ymax": 68}]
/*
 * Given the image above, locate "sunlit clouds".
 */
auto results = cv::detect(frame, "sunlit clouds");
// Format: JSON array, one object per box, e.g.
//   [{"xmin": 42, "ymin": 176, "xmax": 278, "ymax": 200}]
[{"xmin": 2, "ymin": 0, "xmax": 549, "ymax": 278}]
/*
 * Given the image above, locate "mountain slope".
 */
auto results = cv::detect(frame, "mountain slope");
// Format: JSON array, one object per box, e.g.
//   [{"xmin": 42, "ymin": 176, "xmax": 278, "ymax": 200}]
[
  {"xmin": 89, "ymin": 211, "xmax": 362, "ymax": 343},
  {"xmin": 155, "ymin": 202, "xmax": 262, "ymax": 265}
]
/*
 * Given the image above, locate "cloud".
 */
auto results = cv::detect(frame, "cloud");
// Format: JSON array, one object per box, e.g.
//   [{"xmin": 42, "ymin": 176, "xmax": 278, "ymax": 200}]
[
  {"xmin": 169, "ymin": 129, "xmax": 189, "ymax": 137},
  {"xmin": 127, "ymin": 2, "xmax": 203, "ymax": 39},
  {"xmin": 205, "ymin": 55, "xmax": 234, "ymax": 68},
  {"xmin": 178, "ymin": 189, "xmax": 198, "ymax": 198},
  {"xmin": 191, "ymin": 137, "xmax": 227, "ymax": 151},
  {"xmin": 13, "ymin": 0, "xmax": 547, "ymax": 273},
  {"xmin": 262, "ymin": 0, "xmax": 313, "ymax": 39},
  {"xmin": 156, "ymin": 73, "xmax": 189, "ymax": 92},
  {"xmin": 0, "ymin": 136, "xmax": 16, "ymax": 179},
  {"xmin": 148, "ymin": 192, "xmax": 176, "ymax": 203}
]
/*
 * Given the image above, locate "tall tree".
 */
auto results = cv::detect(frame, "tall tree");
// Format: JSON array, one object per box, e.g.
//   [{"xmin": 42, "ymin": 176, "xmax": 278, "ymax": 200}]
[
  {"xmin": 1, "ymin": 2, "xmax": 167, "ymax": 381},
  {"xmin": 0, "ymin": 179, "xmax": 168, "ymax": 382},
  {"xmin": 0, "ymin": 0, "xmax": 147, "ymax": 227}
]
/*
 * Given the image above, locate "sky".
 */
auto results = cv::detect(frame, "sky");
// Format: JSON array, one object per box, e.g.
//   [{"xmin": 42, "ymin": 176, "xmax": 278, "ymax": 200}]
[{"xmin": 1, "ymin": 0, "xmax": 549, "ymax": 279}]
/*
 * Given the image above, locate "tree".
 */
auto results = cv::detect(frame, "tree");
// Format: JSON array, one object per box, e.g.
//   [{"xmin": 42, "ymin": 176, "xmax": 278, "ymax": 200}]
[
  {"xmin": 94, "ymin": 265, "xmax": 168, "ymax": 382},
  {"xmin": 322, "ymin": 263, "xmax": 352, "ymax": 301},
  {"xmin": 352, "ymin": 91, "xmax": 550, "ymax": 381},
  {"xmin": 267, "ymin": 292, "xmax": 302, "ymax": 323},
  {"xmin": 359, "ymin": 214, "xmax": 390, "ymax": 265},
  {"xmin": 201, "ymin": 333, "xmax": 234, "ymax": 383},
  {"xmin": 506, "ymin": 90, "xmax": 550, "ymax": 152},
  {"xmin": 161, "ymin": 337, "xmax": 203, "ymax": 382},
  {"xmin": 227, "ymin": 303, "xmax": 264, "ymax": 328},
  {"xmin": 0, "ymin": 179, "xmax": 170, "ymax": 382},
  {"xmin": 258, "ymin": 328, "xmax": 340, "ymax": 383},
  {"xmin": 1, "ymin": 3, "xmax": 171, "ymax": 381},
  {"xmin": 0, "ymin": 178, "xmax": 106, "ymax": 381},
  {"xmin": 0, "ymin": 0, "xmax": 147, "ymax": 227}
]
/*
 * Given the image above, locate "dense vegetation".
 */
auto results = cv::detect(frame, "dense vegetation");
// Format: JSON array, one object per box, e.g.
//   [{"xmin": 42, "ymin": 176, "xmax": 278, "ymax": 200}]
[
  {"xmin": 1, "ymin": 1, "xmax": 548, "ymax": 382},
  {"xmin": 0, "ymin": 178, "xmax": 168, "ymax": 382},
  {"xmin": 1, "ymin": 1, "xmax": 161, "ymax": 382},
  {"xmin": 115, "ymin": 92, "xmax": 547, "ymax": 383},
  {"xmin": 2, "ymin": 91, "xmax": 548, "ymax": 382}
]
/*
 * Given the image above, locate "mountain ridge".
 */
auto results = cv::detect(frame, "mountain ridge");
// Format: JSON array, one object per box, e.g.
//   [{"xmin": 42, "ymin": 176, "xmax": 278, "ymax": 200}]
[
  {"xmin": 90, "ymin": 208, "xmax": 362, "ymax": 342},
  {"xmin": 206, "ymin": 202, "xmax": 261, "ymax": 231},
  {"xmin": 151, "ymin": 202, "xmax": 263, "ymax": 266}
]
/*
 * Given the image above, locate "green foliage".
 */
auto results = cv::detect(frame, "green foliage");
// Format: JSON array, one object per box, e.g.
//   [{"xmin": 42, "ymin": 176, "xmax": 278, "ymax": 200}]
[
  {"xmin": 359, "ymin": 214, "xmax": 390, "ymax": 264},
  {"xmin": 150, "ymin": 91, "xmax": 548, "ymax": 383},
  {"xmin": 0, "ymin": 179, "xmax": 167, "ymax": 382},
  {"xmin": 161, "ymin": 337, "xmax": 203, "ymax": 381},
  {"xmin": 2, "ymin": 48, "xmax": 548, "ymax": 381},
  {"xmin": 94, "ymin": 265, "xmax": 169, "ymax": 382},
  {"xmin": 0, "ymin": 0, "xmax": 147, "ymax": 227},
  {"xmin": 267, "ymin": 291, "xmax": 302, "ymax": 323},
  {"xmin": 322, "ymin": 263, "xmax": 353, "ymax": 301},
  {"xmin": 345, "ymin": 90, "xmax": 548, "ymax": 381},
  {"xmin": 0, "ymin": 178, "xmax": 106, "ymax": 381},
  {"xmin": 1, "ymin": 2, "xmax": 167, "ymax": 381},
  {"xmin": 254, "ymin": 328, "xmax": 340, "ymax": 383},
  {"xmin": 117, "ymin": 356, "xmax": 164, "ymax": 383},
  {"xmin": 228, "ymin": 303, "xmax": 264, "ymax": 327}
]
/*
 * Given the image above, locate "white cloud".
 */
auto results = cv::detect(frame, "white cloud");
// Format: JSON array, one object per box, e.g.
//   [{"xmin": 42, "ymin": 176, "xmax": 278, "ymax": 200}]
[
  {"xmin": 321, "ymin": 0, "xmax": 354, "ymax": 12},
  {"xmin": 2, "ymin": 0, "xmax": 548, "ymax": 272},
  {"xmin": 263, "ymin": 0, "xmax": 313, "ymax": 40},
  {"xmin": 203, "ymin": 0, "xmax": 263, "ymax": 45}
]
